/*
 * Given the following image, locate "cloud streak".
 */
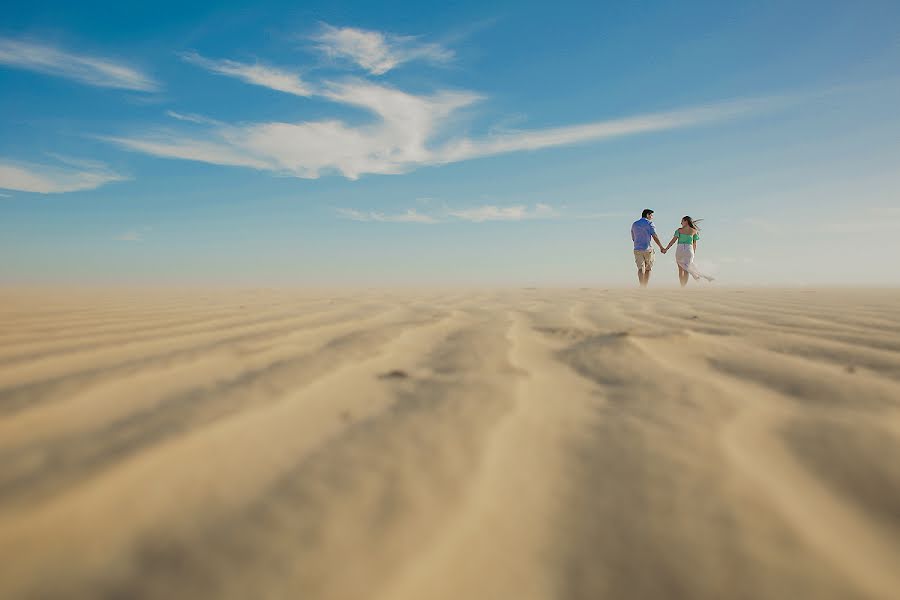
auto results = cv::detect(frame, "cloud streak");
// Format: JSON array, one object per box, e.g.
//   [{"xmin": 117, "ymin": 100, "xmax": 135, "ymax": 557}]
[
  {"xmin": 0, "ymin": 37, "xmax": 158, "ymax": 91},
  {"xmin": 0, "ymin": 158, "xmax": 126, "ymax": 193},
  {"xmin": 108, "ymin": 83, "xmax": 773, "ymax": 181},
  {"xmin": 107, "ymin": 79, "xmax": 483, "ymax": 179},
  {"xmin": 165, "ymin": 110, "xmax": 223, "ymax": 126},
  {"xmin": 448, "ymin": 203, "xmax": 558, "ymax": 222},
  {"xmin": 311, "ymin": 25, "xmax": 453, "ymax": 75},
  {"xmin": 337, "ymin": 203, "xmax": 562, "ymax": 223},
  {"xmin": 434, "ymin": 98, "xmax": 774, "ymax": 163},
  {"xmin": 337, "ymin": 208, "xmax": 438, "ymax": 223},
  {"xmin": 180, "ymin": 52, "xmax": 313, "ymax": 97},
  {"xmin": 108, "ymin": 29, "xmax": 785, "ymax": 182}
]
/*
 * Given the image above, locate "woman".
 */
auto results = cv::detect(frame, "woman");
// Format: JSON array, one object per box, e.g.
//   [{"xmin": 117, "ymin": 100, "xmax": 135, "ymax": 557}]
[{"xmin": 663, "ymin": 216, "xmax": 714, "ymax": 286}]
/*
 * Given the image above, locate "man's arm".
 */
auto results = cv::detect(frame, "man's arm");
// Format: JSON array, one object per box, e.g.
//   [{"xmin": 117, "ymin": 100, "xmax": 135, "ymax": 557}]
[
  {"xmin": 663, "ymin": 234, "xmax": 677, "ymax": 253},
  {"xmin": 652, "ymin": 234, "xmax": 665, "ymax": 252}
]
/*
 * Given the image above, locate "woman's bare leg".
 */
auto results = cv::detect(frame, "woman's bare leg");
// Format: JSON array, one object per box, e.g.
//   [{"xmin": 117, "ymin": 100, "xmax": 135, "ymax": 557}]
[{"xmin": 678, "ymin": 267, "xmax": 688, "ymax": 287}]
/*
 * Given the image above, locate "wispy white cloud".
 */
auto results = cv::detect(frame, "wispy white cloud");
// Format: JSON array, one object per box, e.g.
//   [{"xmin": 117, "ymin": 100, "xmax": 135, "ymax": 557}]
[
  {"xmin": 108, "ymin": 77, "xmax": 775, "ymax": 181},
  {"xmin": 0, "ymin": 158, "xmax": 126, "ymax": 193},
  {"xmin": 101, "ymin": 135, "xmax": 274, "ymax": 170},
  {"xmin": 180, "ymin": 51, "xmax": 313, "ymax": 96},
  {"xmin": 337, "ymin": 202, "xmax": 563, "ymax": 224},
  {"xmin": 337, "ymin": 207, "xmax": 438, "ymax": 223},
  {"xmin": 311, "ymin": 24, "xmax": 453, "ymax": 75},
  {"xmin": 44, "ymin": 153, "xmax": 110, "ymax": 171},
  {"xmin": 0, "ymin": 37, "xmax": 158, "ymax": 91},
  {"xmin": 447, "ymin": 203, "xmax": 558, "ymax": 222},
  {"xmin": 108, "ymin": 29, "xmax": 786, "ymax": 182},
  {"xmin": 433, "ymin": 98, "xmax": 772, "ymax": 163},
  {"xmin": 108, "ymin": 79, "xmax": 482, "ymax": 179},
  {"xmin": 165, "ymin": 110, "xmax": 223, "ymax": 126}
]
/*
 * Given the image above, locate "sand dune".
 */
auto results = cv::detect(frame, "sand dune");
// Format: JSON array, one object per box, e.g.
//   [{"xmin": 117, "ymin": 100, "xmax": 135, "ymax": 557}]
[{"xmin": 1, "ymin": 288, "xmax": 899, "ymax": 599}]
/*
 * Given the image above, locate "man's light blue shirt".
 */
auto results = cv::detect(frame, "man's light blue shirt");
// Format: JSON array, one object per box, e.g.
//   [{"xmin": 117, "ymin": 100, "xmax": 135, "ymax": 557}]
[{"xmin": 631, "ymin": 218, "xmax": 657, "ymax": 251}]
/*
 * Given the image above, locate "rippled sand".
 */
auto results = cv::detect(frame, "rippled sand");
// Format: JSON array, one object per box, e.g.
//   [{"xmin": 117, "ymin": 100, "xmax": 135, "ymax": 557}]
[{"xmin": 1, "ymin": 288, "xmax": 899, "ymax": 599}]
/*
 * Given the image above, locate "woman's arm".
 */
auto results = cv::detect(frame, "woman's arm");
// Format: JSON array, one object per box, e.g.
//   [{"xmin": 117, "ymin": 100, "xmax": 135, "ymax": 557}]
[{"xmin": 664, "ymin": 235, "xmax": 677, "ymax": 251}]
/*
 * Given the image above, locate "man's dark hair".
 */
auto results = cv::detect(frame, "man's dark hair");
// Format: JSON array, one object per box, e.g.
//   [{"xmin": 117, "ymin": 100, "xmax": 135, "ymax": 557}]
[{"xmin": 642, "ymin": 209, "xmax": 654, "ymax": 218}]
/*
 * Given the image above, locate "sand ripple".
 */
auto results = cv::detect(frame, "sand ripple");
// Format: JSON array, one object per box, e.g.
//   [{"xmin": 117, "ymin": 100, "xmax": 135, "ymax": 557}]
[{"xmin": 1, "ymin": 288, "xmax": 899, "ymax": 599}]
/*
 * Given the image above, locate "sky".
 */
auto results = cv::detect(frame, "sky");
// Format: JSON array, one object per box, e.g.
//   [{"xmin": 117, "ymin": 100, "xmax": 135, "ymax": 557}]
[{"xmin": 1, "ymin": 0, "xmax": 899, "ymax": 286}]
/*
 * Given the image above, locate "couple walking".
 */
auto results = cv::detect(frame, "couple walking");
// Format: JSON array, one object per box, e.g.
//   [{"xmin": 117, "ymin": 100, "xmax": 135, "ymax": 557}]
[{"xmin": 631, "ymin": 209, "xmax": 714, "ymax": 287}]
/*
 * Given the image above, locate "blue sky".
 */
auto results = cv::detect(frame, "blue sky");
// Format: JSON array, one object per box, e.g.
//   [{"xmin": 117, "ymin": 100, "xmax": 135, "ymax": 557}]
[{"xmin": 2, "ymin": 0, "xmax": 899, "ymax": 285}]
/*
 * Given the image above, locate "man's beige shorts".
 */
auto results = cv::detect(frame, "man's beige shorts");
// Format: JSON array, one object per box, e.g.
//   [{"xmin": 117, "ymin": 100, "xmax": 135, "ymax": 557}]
[{"xmin": 634, "ymin": 249, "xmax": 655, "ymax": 270}]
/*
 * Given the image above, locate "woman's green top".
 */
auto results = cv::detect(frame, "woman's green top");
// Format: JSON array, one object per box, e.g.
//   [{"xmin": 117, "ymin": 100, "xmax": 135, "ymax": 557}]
[{"xmin": 676, "ymin": 230, "xmax": 699, "ymax": 244}]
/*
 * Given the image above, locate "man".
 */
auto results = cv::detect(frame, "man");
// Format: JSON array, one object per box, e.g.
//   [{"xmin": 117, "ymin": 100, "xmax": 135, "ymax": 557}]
[{"xmin": 631, "ymin": 209, "xmax": 666, "ymax": 287}]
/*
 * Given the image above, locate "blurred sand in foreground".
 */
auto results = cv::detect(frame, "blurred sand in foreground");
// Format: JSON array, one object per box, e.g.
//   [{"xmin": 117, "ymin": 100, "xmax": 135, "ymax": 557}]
[{"xmin": 1, "ymin": 288, "xmax": 899, "ymax": 600}]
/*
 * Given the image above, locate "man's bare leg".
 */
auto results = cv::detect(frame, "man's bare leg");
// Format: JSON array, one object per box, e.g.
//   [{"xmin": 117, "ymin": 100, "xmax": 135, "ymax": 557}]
[{"xmin": 639, "ymin": 268, "xmax": 651, "ymax": 287}]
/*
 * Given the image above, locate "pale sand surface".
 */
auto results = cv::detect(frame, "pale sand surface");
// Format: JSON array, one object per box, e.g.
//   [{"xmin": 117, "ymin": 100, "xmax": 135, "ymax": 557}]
[{"xmin": 1, "ymin": 287, "xmax": 900, "ymax": 599}]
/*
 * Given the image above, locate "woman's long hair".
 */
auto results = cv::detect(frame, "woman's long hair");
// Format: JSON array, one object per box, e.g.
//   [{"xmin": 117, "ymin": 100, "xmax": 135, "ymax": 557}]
[{"xmin": 682, "ymin": 215, "xmax": 702, "ymax": 231}]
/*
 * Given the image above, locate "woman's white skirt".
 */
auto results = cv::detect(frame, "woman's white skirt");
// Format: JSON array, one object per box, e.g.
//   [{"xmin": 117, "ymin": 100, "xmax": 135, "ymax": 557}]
[{"xmin": 675, "ymin": 244, "xmax": 714, "ymax": 282}]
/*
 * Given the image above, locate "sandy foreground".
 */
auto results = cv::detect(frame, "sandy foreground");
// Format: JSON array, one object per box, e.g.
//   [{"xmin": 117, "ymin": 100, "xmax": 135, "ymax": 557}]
[{"xmin": 1, "ymin": 287, "xmax": 899, "ymax": 600}]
